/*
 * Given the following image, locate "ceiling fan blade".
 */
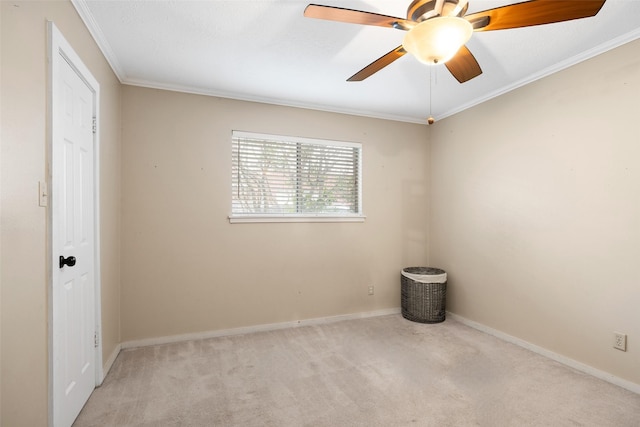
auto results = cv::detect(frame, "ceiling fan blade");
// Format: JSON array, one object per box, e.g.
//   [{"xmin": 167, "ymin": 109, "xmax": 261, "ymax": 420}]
[
  {"xmin": 347, "ymin": 46, "xmax": 407, "ymax": 81},
  {"xmin": 465, "ymin": 0, "xmax": 606, "ymax": 32},
  {"xmin": 304, "ymin": 4, "xmax": 414, "ymax": 30},
  {"xmin": 445, "ymin": 45, "xmax": 482, "ymax": 83}
]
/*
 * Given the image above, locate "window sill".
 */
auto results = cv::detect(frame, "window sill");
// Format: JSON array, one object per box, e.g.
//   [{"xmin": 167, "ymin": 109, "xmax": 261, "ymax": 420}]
[{"xmin": 228, "ymin": 214, "xmax": 366, "ymax": 224}]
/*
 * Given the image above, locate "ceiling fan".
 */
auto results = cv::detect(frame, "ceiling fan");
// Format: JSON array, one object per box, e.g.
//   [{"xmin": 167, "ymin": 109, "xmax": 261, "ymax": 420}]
[{"xmin": 304, "ymin": 0, "xmax": 607, "ymax": 83}]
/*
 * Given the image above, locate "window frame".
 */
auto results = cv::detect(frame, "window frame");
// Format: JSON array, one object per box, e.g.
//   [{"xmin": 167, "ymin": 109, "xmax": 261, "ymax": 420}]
[{"xmin": 229, "ymin": 131, "xmax": 365, "ymax": 223}]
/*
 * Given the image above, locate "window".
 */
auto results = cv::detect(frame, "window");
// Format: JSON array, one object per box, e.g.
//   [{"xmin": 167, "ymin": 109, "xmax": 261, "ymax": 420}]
[{"xmin": 230, "ymin": 131, "xmax": 363, "ymax": 223}]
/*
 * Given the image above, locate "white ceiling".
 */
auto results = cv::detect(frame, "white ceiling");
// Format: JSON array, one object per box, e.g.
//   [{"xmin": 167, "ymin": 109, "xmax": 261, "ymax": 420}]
[{"xmin": 73, "ymin": 0, "xmax": 640, "ymax": 124}]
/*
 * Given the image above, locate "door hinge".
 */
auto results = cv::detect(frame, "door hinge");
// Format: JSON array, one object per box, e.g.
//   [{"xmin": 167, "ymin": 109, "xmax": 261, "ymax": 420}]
[
  {"xmin": 94, "ymin": 331, "xmax": 99, "ymax": 348},
  {"xmin": 92, "ymin": 117, "xmax": 97, "ymax": 134}
]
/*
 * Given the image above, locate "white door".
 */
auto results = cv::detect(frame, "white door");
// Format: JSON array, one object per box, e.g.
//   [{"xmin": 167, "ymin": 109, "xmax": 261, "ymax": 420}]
[{"xmin": 51, "ymin": 25, "xmax": 98, "ymax": 427}]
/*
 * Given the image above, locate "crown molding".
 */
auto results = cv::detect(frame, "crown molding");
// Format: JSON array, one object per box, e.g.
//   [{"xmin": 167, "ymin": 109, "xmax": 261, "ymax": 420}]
[
  {"xmin": 438, "ymin": 26, "xmax": 640, "ymax": 121},
  {"xmin": 121, "ymin": 76, "xmax": 427, "ymax": 124},
  {"xmin": 71, "ymin": 0, "xmax": 126, "ymax": 82}
]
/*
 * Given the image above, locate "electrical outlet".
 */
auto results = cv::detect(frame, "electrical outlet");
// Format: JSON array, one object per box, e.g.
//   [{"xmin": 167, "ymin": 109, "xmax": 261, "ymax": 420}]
[
  {"xmin": 614, "ymin": 332, "xmax": 627, "ymax": 351},
  {"xmin": 368, "ymin": 285, "xmax": 374, "ymax": 296}
]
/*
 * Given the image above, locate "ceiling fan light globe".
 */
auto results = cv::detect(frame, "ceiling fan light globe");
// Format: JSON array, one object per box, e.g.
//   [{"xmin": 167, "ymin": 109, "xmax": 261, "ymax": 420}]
[{"xmin": 402, "ymin": 17, "xmax": 473, "ymax": 65}]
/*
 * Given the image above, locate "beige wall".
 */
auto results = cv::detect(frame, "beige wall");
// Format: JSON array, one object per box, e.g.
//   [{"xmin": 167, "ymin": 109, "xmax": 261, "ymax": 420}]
[
  {"xmin": 430, "ymin": 38, "xmax": 640, "ymax": 384},
  {"xmin": 0, "ymin": 1, "xmax": 121, "ymax": 425},
  {"xmin": 120, "ymin": 86, "xmax": 429, "ymax": 342}
]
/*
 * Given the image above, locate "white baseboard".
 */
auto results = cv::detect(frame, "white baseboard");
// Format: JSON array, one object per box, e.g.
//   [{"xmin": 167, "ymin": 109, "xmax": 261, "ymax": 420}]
[
  {"xmin": 103, "ymin": 308, "xmax": 639, "ymax": 395},
  {"xmin": 447, "ymin": 312, "xmax": 640, "ymax": 395},
  {"xmin": 121, "ymin": 307, "xmax": 401, "ymax": 350},
  {"xmin": 100, "ymin": 343, "xmax": 121, "ymax": 384}
]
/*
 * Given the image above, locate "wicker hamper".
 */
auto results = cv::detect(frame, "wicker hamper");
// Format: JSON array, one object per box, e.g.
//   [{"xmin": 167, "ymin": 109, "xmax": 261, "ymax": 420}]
[{"xmin": 401, "ymin": 267, "xmax": 447, "ymax": 323}]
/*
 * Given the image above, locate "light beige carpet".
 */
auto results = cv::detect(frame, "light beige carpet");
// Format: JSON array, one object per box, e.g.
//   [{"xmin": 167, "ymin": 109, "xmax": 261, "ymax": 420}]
[{"xmin": 74, "ymin": 315, "xmax": 640, "ymax": 426}]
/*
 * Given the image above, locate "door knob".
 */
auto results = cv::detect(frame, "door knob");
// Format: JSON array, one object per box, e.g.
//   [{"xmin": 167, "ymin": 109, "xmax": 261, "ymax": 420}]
[{"xmin": 59, "ymin": 255, "xmax": 77, "ymax": 268}]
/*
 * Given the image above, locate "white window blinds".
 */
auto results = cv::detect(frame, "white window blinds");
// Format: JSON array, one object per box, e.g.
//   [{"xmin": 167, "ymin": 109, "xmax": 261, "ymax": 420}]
[{"xmin": 231, "ymin": 131, "xmax": 362, "ymax": 221}]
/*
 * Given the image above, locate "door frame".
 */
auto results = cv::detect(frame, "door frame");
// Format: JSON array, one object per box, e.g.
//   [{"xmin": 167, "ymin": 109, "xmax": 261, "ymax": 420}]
[{"xmin": 47, "ymin": 21, "xmax": 103, "ymax": 425}]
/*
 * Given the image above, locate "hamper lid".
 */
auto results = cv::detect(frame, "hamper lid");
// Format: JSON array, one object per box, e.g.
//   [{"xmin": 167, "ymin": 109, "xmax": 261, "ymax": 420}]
[{"xmin": 401, "ymin": 267, "xmax": 447, "ymax": 284}]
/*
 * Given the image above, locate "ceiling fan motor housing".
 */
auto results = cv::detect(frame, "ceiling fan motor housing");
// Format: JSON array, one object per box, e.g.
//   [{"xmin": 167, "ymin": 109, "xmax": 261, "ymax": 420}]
[{"xmin": 408, "ymin": 0, "xmax": 469, "ymax": 21}]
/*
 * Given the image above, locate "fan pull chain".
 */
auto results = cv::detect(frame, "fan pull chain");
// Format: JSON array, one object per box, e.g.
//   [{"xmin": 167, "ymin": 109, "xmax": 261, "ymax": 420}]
[{"xmin": 427, "ymin": 66, "xmax": 435, "ymax": 125}]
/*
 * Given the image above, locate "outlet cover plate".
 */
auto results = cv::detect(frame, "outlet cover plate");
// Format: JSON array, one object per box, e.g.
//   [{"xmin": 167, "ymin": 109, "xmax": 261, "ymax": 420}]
[{"xmin": 614, "ymin": 332, "xmax": 627, "ymax": 351}]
